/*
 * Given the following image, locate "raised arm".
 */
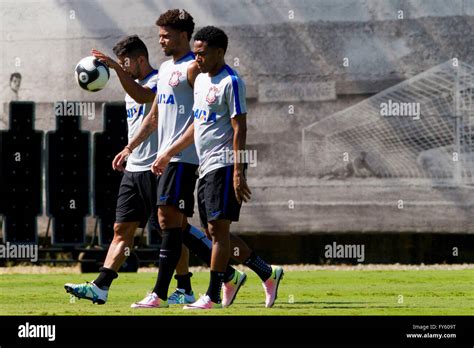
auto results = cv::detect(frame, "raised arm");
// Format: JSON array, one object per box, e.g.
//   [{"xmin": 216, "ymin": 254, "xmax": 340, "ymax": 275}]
[{"xmin": 92, "ymin": 49, "xmax": 155, "ymax": 104}]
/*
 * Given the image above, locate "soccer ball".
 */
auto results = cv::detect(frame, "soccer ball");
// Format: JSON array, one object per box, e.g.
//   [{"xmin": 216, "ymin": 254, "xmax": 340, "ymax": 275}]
[{"xmin": 75, "ymin": 56, "xmax": 110, "ymax": 92}]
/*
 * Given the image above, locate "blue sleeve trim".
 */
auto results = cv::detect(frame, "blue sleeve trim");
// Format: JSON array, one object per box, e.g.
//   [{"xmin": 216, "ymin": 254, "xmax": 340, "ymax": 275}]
[{"xmin": 224, "ymin": 65, "xmax": 242, "ymax": 115}]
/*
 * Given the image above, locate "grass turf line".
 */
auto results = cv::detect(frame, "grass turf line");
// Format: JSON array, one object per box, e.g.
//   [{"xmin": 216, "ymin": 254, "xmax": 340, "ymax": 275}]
[{"xmin": 0, "ymin": 270, "xmax": 473, "ymax": 315}]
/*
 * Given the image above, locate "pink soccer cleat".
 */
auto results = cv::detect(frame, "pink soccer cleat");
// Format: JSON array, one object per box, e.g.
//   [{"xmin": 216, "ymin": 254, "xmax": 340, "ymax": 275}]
[
  {"xmin": 262, "ymin": 266, "xmax": 284, "ymax": 308},
  {"xmin": 130, "ymin": 292, "xmax": 169, "ymax": 308},
  {"xmin": 222, "ymin": 269, "xmax": 247, "ymax": 307},
  {"xmin": 183, "ymin": 295, "xmax": 222, "ymax": 310}
]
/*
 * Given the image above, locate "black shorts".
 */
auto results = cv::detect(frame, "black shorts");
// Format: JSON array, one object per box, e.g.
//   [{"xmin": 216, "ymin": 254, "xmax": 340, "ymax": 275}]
[
  {"xmin": 198, "ymin": 165, "xmax": 243, "ymax": 229},
  {"xmin": 156, "ymin": 162, "xmax": 199, "ymax": 217},
  {"xmin": 115, "ymin": 170, "xmax": 159, "ymax": 228}
]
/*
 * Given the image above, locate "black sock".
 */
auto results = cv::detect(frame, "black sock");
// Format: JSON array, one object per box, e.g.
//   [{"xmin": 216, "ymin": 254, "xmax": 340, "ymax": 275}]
[
  {"xmin": 153, "ymin": 227, "xmax": 183, "ymax": 300},
  {"xmin": 174, "ymin": 272, "xmax": 193, "ymax": 294},
  {"xmin": 244, "ymin": 251, "xmax": 273, "ymax": 282},
  {"xmin": 224, "ymin": 264, "xmax": 236, "ymax": 283},
  {"xmin": 206, "ymin": 270, "xmax": 225, "ymax": 303},
  {"xmin": 182, "ymin": 224, "xmax": 236, "ymax": 282},
  {"xmin": 93, "ymin": 267, "xmax": 118, "ymax": 290}
]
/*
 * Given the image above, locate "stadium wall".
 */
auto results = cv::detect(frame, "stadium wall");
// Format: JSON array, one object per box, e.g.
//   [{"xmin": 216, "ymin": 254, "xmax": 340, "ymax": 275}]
[{"xmin": 2, "ymin": 1, "xmax": 474, "ymax": 236}]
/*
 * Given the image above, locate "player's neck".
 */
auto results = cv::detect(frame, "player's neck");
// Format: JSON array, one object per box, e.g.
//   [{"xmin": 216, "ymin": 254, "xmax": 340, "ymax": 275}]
[
  {"xmin": 173, "ymin": 47, "xmax": 192, "ymax": 62},
  {"xmin": 208, "ymin": 61, "xmax": 226, "ymax": 77},
  {"xmin": 138, "ymin": 65, "xmax": 154, "ymax": 80}
]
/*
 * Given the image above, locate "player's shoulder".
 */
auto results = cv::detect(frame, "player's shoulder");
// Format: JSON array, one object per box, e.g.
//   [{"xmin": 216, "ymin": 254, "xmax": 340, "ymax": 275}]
[
  {"xmin": 178, "ymin": 51, "xmax": 196, "ymax": 65},
  {"xmin": 187, "ymin": 60, "xmax": 199, "ymax": 71},
  {"xmin": 221, "ymin": 65, "xmax": 245, "ymax": 86},
  {"xmin": 147, "ymin": 69, "xmax": 159, "ymax": 81},
  {"xmin": 140, "ymin": 69, "xmax": 158, "ymax": 90}
]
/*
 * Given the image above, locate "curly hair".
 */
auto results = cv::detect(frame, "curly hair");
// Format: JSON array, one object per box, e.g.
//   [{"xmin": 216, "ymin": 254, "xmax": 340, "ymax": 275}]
[
  {"xmin": 156, "ymin": 9, "xmax": 195, "ymax": 41},
  {"xmin": 193, "ymin": 26, "xmax": 228, "ymax": 53},
  {"xmin": 112, "ymin": 35, "xmax": 149, "ymax": 59}
]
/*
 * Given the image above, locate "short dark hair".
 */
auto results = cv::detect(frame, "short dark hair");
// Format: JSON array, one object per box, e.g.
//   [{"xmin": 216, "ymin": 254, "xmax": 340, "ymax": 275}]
[
  {"xmin": 194, "ymin": 26, "xmax": 228, "ymax": 53},
  {"xmin": 112, "ymin": 35, "xmax": 149, "ymax": 59},
  {"xmin": 10, "ymin": 72, "xmax": 21, "ymax": 81},
  {"xmin": 156, "ymin": 9, "xmax": 195, "ymax": 41}
]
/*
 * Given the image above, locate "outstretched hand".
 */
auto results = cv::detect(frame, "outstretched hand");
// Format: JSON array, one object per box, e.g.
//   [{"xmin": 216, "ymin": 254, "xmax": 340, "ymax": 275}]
[{"xmin": 91, "ymin": 49, "xmax": 121, "ymax": 70}]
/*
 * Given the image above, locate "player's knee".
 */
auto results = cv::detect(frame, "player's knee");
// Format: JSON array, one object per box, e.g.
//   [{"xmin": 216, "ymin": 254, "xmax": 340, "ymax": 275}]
[
  {"xmin": 158, "ymin": 206, "xmax": 183, "ymax": 229},
  {"xmin": 158, "ymin": 215, "xmax": 178, "ymax": 230},
  {"xmin": 207, "ymin": 224, "xmax": 216, "ymax": 239},
  {"xmin": 207, "ymin": 221, "xmax": 228, "ymax": 240},
  {"xmin": 113, "ymin": 223, "xmax": 135, "ymax": 242}
]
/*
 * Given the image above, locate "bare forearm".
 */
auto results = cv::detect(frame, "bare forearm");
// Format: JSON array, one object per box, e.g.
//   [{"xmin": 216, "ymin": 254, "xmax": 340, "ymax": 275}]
[
  {"xmin": 231, "ymin": 116, "xmax": 251, "ymax": 204},
  {"xmin": 128, "ymin": 114, "xmax": 157, "ymax": 150},
  {"xmin": 231, "ymin": 116, "xmax": 247, "ymax": 174},
  {"xmin": 233, "ymin": 128, "xmax": 246, "ymax": 174},
  {"xmin": 115, "ymin": 68, "xmax": 155, "ymax": 104}
]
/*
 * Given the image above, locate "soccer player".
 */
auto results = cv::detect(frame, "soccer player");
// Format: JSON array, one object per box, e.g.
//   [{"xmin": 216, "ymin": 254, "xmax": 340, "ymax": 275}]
[
  {"xmin": 64, "ymin": 35, "xmax": 196, "ymax": 304},
  {"xmin": 152, "ymin": 26, "xmax": 284, "ymax": 309},
  {"xmin": 124, "ymin": 10, "xmax": 247, "ymax": 309},
  {"xmin": 128, "ymin": 11, "xmax": 282, "ymax": 309}
]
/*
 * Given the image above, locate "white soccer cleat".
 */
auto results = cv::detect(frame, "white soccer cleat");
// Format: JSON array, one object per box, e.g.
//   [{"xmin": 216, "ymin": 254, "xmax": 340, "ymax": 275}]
[{"xmin": 64, "ymin": 281, "xmax": 108, "ymax": 305}]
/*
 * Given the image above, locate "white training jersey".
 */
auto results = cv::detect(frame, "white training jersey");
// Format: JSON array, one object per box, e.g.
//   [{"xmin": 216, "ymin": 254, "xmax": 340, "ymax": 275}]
[
  {"xmin": 124, "ymin": 69, "xmax": 158, "ymax": 172},
  {"xmin": 193, "ymin": 64, "xmax": 247, "ymax": 178},
  {"xmin": 156, "ymin": 52, "xmax": 199, "ymax": 165}
]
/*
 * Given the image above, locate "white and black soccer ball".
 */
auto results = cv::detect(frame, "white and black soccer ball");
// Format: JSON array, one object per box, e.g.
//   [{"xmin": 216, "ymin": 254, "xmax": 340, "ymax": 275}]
[{"xmin": 74, "ymin": 56, "xmax": 110, "ymax": 92}]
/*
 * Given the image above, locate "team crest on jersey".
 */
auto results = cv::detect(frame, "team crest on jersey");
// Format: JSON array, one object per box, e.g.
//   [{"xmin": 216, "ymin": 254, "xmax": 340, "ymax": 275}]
[
  {"xmin": 206, "ymin": 86, "xmax": 220, "ymax": 104},
  {"xmin": 168, "ymin": 71, "xmax": 182, "ymax": 87}
]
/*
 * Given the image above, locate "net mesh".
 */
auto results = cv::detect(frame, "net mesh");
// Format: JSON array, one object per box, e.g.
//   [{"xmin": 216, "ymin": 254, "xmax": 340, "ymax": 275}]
[{"xmin": 302, "ymin": 60, "xmax": 474, "ymax": 184}]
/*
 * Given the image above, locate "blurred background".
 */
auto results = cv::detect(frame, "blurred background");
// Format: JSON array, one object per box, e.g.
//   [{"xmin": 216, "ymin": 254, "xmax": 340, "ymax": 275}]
[{"xmin": 2, "ymin": 0, "xmax": 474, "ymax": 266}]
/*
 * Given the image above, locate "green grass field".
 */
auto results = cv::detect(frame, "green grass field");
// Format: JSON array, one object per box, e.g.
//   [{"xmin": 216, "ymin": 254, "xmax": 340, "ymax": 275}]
[{"xmin": 1, "ymin": 269, "xmax": 473, "ymax": 315}]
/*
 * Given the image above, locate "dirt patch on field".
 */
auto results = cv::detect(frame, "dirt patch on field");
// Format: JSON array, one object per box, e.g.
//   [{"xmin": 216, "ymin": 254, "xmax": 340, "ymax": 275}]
[{"xmin": 0, "ymin": 264, "xmax": 81, "ymax": 274}]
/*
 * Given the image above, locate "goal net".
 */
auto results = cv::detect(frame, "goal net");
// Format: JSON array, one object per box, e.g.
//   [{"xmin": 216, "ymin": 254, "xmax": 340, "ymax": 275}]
[{"xmin": 302, "ymin": 60, "xmax": 474, "ymax": 184}]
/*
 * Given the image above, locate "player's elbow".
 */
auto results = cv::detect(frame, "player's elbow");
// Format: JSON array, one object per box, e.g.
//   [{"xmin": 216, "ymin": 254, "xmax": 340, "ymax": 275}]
[
  {"xmin": 132, "ymin": 96, "xmax": 149, "ymax": 104},
  {"xmin": 232, "ymin": 115, "xmax": 247, "ymax": 134},
  {"xmin": 132, "ymin": 91, "xmax": 155, "ymax": 104},
  {"xmin": 234, "ymin": 122, "xmax": 247, "ymax": 135}
]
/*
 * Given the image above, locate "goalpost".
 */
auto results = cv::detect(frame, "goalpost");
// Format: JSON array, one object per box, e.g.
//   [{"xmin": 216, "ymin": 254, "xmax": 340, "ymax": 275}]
[{"xmin": 302, "ymin": 60, "xmax": 474, "ymax": 185}]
